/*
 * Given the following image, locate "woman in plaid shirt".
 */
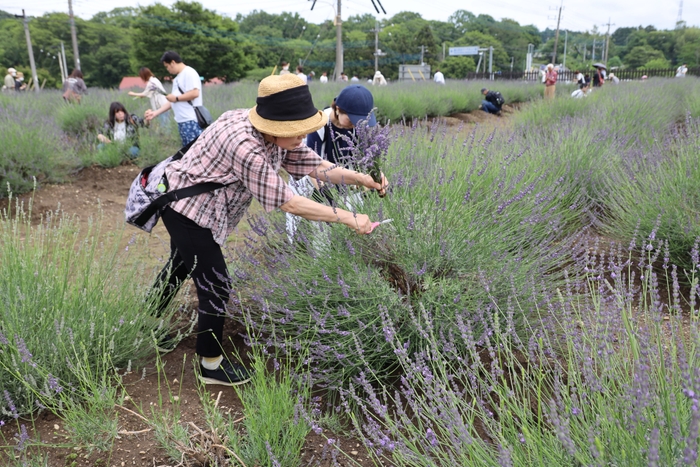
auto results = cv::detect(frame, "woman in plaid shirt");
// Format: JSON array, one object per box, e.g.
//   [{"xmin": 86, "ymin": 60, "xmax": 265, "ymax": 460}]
[{"xmin": 152, "ymin": 74, "xmax": 388, "ymax": 386}]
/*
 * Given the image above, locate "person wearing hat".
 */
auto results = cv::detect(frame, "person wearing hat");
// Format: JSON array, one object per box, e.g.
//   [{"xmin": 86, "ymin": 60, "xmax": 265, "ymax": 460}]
[
  {"xmin": 149, "ymin": 74, "xmax": 387, "ymax": 386},
  {"xmin": 285, "ymin": 85, "xmax": 378, "ymax": 241},
  {"xmin": 14, "ymin": 71, "xmax": 27, "ymax": 91},
  {"xmin": 4, "ymin": 67, "xmax": 17, "ymax": 91}
]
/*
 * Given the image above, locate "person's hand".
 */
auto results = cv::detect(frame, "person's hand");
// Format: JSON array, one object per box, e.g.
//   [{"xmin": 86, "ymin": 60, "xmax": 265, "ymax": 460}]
[
  {"xmin": 366, "ymin": 173, "xmax": 389, "ymax": 197},
  {"xmin": 97, "ymin": 134, "xmax": 109, "ymax": 144},
  {"xmin": 144, "ymin": 109, "xmax": 155, "ymax": 122},
  {"xmin": 128, "ymin": 91, "xmax": 137, "ymax": 97},
  {"xmin": 348, "ymin": 213, "xmax": 373, "ymax": 235}
]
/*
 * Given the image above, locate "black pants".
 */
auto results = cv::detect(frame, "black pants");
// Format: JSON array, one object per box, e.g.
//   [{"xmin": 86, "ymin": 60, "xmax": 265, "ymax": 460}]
[{"xmin": 153, "ymin": 207, "xmax": 232, "ymax": 357}]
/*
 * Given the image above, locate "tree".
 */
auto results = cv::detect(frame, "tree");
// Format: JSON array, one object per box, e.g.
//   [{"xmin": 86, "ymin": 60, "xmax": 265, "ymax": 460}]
[
  {"xmin": 624, "ymin": 45, "xmax": 665, "ymax": 68},
  {"xmin": 440, "ymin": 56, "xmax": 475, "ymax": 78},
  {"xmin": 131, "ymin": 2, "xmax": 254, "ymax": 82},
  {"xmin": 675, "ymin": 27, "xmax": 700, "ymax": 66}
]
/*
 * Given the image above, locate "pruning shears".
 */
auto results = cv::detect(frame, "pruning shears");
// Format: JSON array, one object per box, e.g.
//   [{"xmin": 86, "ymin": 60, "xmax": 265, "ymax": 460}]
[{"xmin": 366, "ymin": 218, "xmax": 393, "ymax": 234}]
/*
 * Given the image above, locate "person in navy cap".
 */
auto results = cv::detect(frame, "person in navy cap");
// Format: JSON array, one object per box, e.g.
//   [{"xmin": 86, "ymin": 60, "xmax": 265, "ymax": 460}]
[{"xmin": 286, "ymin": 85, "xmax": 378, "ymax": 241}]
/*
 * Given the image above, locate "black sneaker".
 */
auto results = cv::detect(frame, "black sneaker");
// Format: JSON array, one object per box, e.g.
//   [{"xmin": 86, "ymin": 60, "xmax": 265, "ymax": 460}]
[{"xmin": 199, "ymin": 359, "xmax": 252, "ymax": 386}]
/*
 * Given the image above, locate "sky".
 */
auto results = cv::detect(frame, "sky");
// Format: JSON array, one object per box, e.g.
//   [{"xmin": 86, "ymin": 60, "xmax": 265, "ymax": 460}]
[{"xmin": 3, "ymin": 0, "xmax": 695, "ymax": 33}]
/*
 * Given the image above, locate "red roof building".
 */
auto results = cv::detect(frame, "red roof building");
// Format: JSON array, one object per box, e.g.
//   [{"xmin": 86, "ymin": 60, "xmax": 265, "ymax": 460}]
[{"xmin": 119, "ymin": 76, "xmax": 146, "ymax": 90}]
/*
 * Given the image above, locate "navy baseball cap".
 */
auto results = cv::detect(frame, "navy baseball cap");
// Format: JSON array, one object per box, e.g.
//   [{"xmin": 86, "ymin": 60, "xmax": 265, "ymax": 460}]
[{"xmin": 335, "ymin": 85, "xmax": 377, "ymax": 127}]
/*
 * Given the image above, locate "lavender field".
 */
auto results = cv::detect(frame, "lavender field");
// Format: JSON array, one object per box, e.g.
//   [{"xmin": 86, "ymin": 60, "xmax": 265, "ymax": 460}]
[{"xmin": 2, "ymin": 78, "xmax": 700, "ymax": 466}]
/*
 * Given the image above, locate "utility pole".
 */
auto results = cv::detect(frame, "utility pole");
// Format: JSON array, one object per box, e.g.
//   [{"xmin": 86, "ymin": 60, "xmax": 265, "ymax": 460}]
[
  {"xmin": 550, "ymin": 1, "xmax": 563, "ymax": 64},
  {"xmin": 371, "ymin": 21, "xmax": 384, "ymax": 73},
  {"xmin": 418, "ymin": 45, "xmax": 426, "ymax": 65},
  {"xmin": 68, "ymin": 0, "xmax": 80, "ymax": 71},
  {"xmin": 17, "ymin": 10, "xmax": 40, "ymax": 92},
  {"xmin": 61, "ymin": 42, "xmax": 69, "ymax": 81},
  {"xmin": 603, "ymin": 18, "xmax": 615, "ymax": 64},
  {"xmin": 592, "ymin": 38, "xmax": 596, "ymax": 61},
  {"xmin": 334, "ymin": 0, "xmax": 342, "ymax": 81}
]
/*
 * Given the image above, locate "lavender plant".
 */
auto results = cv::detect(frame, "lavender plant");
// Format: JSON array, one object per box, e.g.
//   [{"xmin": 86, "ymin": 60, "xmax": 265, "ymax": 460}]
[
  {"xmin": 232, "ymin": 119, "xmax": 585, "ymax": 389},
  {"xmin": 600, "ymin": 117, "xmax": 700, "ymax": 275},
  {"xmin": 344, "ymin": 233, "xmax": 700, "ymax": 466},
  {"xmin": 0, "ymin": 200, "xmax": 181, "ymax": 417}
]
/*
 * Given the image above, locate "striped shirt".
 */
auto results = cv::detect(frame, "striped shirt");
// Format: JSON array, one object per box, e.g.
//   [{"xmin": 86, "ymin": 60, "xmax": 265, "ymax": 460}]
[{"xmin": 165, "ymin": 109, "xmax": 323, "ymax": 245}]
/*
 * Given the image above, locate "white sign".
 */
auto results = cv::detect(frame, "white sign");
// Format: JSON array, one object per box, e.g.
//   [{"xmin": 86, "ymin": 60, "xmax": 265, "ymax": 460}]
[{"xmin": 449, "ymin": 46, "xmax": 479, "ymax": 56}]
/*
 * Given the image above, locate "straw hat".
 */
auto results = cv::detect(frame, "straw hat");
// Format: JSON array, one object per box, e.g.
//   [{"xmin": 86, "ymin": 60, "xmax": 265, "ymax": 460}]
[{"xmin": 248, "ymin": 74, "xmax": 327, "ymax": 138}]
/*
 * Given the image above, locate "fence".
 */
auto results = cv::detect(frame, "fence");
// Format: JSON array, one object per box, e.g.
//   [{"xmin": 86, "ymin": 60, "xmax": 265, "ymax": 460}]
[{"xmin": 465, "ymin": 67, "xmax": 699, "ymax": 82}]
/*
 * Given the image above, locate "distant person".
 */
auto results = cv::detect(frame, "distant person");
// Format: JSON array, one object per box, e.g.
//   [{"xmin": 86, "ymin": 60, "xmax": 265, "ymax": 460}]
[
  {"xmin": 62, "ymin": 69, "xmax": 88, "ymax": 103},
  {"xmin": 480, "ymin": 87, "xmax": 504, "ymax": 115},
  {"xmin": 97, "ymin": 102, "xmax": 141, "ymax": 158},
  {"xmin": 350, "ymin": 75, "xmax": 360, "ymax": 82},
  {"xmin": 144, "ymin": 51, "xmax": 203, "ymax": 146},
  {"xmin": 592, "ymin": 67, "xmax": 605, "ymax": 87},
  {"xmin": 129, "ymin": 67, "xmax": 170, "ymax": 127},
  {"xmin": 584, "ymin": 73, "xmax": 591, "ymax": 85},
  {"xmin": 571, "ymin": 82, "xmax": 591, "ymax": 98},
  {"xmin": 3, "ymin": 67, "xmax": 16, "ymax": 91},
  {"xmin": 433, "ymin": 69, "xmax": 445, "ymax": 84},
  {"xmin": 14, "ymin": 71, "xmax": 26, "ymax": 91},
  {"xmin": 319, "ymin": 71, "xmax": 328, "ymax": 83},
  {"xmin": 641, "ymin": 75, "xmax": 648, "ymax": 81},
  {"xmin": 543, "ymin": 63, "xmax": 557, "ymax": 100},
  {"xmin": 340, "ymin": 71, "xmax": 349, "ymax": 82},
  {"xmin": 308, "ymin": 71, "xmax": 315, "ymax": 82},
  {"xmin": 372, "ymin": 70, "xmax": 387, "ymax": 86},
  {"xmin": 676, "ymin": 63, "xmax": 688, "ymax": 78},
  {"xmin": 296, "ymin": 65, "xmax": 308, "ymax": 84},
  {"xmin": 608, "ymin": 72, "xmax": 620, "ymax": 84},
  {"xmin": 575, "ymin": 70, "xmax": 584, "ymax": 85},
  {"xmin": 279, "ymin": 61, "xmax": 291, "ymax": 75}
]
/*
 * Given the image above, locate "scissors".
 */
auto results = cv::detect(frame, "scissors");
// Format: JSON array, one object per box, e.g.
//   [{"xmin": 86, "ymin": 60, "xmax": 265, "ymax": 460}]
[{"xmin": 367, "ymin": 218, "xmax": 393, "ymax": 234}]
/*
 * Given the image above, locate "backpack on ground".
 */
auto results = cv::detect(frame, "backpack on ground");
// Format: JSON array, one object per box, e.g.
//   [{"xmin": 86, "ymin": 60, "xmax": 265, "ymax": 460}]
[{"xmin": 124, "ymin": 136, "xmax": 225, "ymax": 232}]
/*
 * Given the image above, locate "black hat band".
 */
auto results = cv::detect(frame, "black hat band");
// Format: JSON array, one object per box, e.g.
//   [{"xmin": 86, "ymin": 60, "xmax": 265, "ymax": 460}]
[{"xmin": 256, "ymin": 85, "xmax": 318, "ymax": 122}]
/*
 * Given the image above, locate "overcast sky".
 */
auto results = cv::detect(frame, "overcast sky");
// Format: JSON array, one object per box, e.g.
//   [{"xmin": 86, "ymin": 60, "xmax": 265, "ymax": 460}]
[{"xmin": 4, "ymin": 0, "xmax": 695, "ymax": 34}]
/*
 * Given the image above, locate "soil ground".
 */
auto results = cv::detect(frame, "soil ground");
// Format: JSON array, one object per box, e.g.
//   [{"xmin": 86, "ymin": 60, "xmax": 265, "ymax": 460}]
[{"xmin": 0, "ymin": 109, "xmax": 507, "ymax": 466}]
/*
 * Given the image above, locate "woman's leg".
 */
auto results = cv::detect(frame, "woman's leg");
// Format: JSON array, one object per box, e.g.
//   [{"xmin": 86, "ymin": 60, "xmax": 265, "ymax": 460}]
[{"xmin": 160, "ymin": 207, "xmax": 231, "ymax": 357}]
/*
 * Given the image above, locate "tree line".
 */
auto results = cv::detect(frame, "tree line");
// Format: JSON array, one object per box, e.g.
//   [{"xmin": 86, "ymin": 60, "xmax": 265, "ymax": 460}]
[{"xmin": 0, "ymin": 2, "xmax": 697, "ymax": 89}]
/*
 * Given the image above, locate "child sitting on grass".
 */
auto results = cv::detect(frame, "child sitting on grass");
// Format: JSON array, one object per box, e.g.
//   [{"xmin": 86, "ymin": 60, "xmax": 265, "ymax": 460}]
[{"xmin": 97, "ymin": 102, "xmax": 143, "ymax": 158}]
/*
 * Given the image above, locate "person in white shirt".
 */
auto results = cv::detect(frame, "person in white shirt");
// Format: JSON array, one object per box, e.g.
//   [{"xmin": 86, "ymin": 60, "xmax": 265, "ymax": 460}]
[
  {"xmin": 129, "ymin": 67, "xmax": 170, "ymax": 127},
  {"xmin": 279, "ymin": 61, "xmax": 291, "ymax": 75},
  {"xmin": 351, "ymin": 75, "xmax": 359, "ymax": 82},
  {"xmin": 319, "ymin": 71, "xmax": 328, "ymax": 83},
  {"xmin": 608, "ymin": 72, "xmax": 620, "ymax": 84},
  {"xmin": 296, "ymin": 65, "xmax": 308, "ymax": 84},
  {"xmin": 571, "ymin": 82, "xmax": 591, "ymax": 98},
  {"xmin": 372, "ymin": 70, "xmax": 387, "ymax": 86},
  {"xmin": 144, "ymin": 51, "xmax": 203, "ymax": 146},
  {"xmin": 676, "ymin": 63, "xmax": 688, "ymax": 78},
  {"xmin": 575, "ymin": 70, "xmax": 585, "ymax": 85},
  {"xmin": 433, "ymin": 69, "xmax": 445, "ymax": 84}
]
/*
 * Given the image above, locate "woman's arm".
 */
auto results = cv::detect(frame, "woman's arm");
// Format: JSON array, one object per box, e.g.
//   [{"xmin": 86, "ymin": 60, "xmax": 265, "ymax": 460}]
[
  {"xmin": 280, "ymin": 195, "xmax": 373, "ymax": 234},
  {"xmin": 128, "ymin": 90, "xmax": 147, "ymax": 97},
  {"xmin": 309, "ymin": 160, "xmax": 387, "ymax": 195}
]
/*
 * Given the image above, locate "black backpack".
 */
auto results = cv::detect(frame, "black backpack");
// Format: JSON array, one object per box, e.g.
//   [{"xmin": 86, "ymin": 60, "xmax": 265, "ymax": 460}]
[{"xmin": 493, "ymin": 91, "xmax": 505, "ymax": 107}]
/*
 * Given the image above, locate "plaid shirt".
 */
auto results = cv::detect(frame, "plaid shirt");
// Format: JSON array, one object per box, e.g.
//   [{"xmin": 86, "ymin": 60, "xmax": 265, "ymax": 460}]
[{"xmin": 166, "ymin": 109, "xmax": 323, "ymax": 245}]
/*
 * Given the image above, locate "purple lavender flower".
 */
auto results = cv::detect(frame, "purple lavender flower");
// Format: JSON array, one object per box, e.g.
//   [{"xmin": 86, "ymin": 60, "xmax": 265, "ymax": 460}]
[
  {"xmin": 4, "ymin": 390, "xmax": 19, "ymax": 419},
  {"xmin": 340, "ymin": 118, "xmax": 391, "ymax": 184},
  {"xmin": 14, "ymin": 424, "xmax": 29, "ymax": 451}
]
